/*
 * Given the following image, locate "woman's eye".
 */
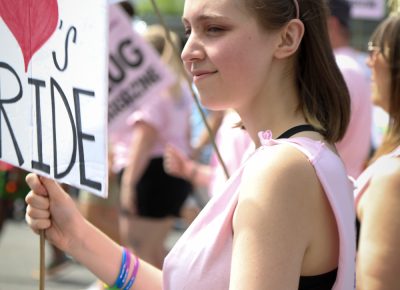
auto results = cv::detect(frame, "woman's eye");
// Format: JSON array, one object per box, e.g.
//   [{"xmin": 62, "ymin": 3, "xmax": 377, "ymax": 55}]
[
  {"xmin": 207, "ymin": 26, "xmax": 223, "ymax": 33},
  {"xmin": 184, "ymin": 28, "xmax": 191, "ymax": 38}
]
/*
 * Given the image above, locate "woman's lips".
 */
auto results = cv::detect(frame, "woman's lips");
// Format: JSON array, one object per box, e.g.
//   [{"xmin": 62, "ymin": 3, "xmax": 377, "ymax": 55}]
[{"xmin": 192, "ymin": 70, "xmax": 217, "ymax": 82}]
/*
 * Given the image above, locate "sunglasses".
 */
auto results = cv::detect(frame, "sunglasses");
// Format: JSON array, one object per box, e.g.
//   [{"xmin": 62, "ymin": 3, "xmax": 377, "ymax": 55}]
[
  {"xmin": 367, "ymin": 41, "xmax": 381, "ymax": 59},
  {"xmin": 367, "ymin": 41, "xmax": 391, "ymax": 62}
]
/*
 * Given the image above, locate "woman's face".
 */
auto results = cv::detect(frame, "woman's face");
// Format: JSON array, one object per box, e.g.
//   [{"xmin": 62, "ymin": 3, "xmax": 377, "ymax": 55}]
[
  {"xmin": 366, "ymin": 43, "xmax": 391, "ymax": 112},
  {"xmin": 181, "ymin": 0, "xmax": 280, "ymax": 111}
]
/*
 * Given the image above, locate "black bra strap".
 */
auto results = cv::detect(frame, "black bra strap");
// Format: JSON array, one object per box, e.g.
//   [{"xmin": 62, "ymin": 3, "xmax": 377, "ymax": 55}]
[{"xmin": 277, "ymin": 124, "xmax": 318, "ymax": 139}]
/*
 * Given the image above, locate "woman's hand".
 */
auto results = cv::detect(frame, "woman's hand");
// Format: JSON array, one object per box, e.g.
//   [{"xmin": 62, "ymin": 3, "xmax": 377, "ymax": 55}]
[
  {"xmin": 164, "ymin": 144, "xmax": 192, "ymax": 180},
  {"xmin": 25, "ymin": 173, "xmax": 85, "ymax": 253}
]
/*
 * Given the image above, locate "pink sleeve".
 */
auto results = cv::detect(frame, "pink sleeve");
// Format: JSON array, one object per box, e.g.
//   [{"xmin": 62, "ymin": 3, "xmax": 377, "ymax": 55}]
[{"xmin": 126, "ymin": 96, "xmax": 167, "ymax": 131}]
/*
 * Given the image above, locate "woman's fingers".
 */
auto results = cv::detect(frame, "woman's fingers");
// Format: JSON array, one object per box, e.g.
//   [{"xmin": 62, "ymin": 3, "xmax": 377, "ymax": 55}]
[
  {"xmin": 25, "ymin": 210, "xmax": 51, "ymax": 230},
  {"xmin": 25, "ymin": 203, "xmax": 50, "ymax": 219},
  {"xmin": 40, "ymin": 176, "xmax": 69, "ymax": 202},
  {"xmin": 25, "ymin": 174, "xmax": 52, "ymax": 231},
  {"xmin": 25, "ymin": 173, "xmax": 48, "ymax": 197},
  {"xmin": 164, "ymin": 145, "xmax": 185, "ymax": 174},
  {"xmin": 25, "ymin": 190, "xmax": 51, "ymax": 231},
  {"xmin": 25, "ymin": 191, "xmax": 50, "ymax": 210},
  {"xmin": 26, "ymin": 174, "xmax": 72, "ymax": 208}
]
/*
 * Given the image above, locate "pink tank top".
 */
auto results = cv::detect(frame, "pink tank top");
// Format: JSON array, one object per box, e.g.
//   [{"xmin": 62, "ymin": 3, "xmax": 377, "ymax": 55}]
[
  {"xmin": 163, "ymin": 133, "xmax": 356, "ymax": 290},
  {"xmin": 354, "ymin": 146, "xmax": 400, "ymax": 207}
]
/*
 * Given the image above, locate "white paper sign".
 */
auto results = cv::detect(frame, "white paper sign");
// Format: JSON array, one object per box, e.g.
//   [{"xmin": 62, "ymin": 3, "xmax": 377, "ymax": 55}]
[
  {"xmin": 349, "ymin": 0, "xmax": 385, "ymax": 20},
  {"xmin": 0, "ymin": 0, "xmax": 109, "ymax": 197},
  {"xmin": 108, "ymin": 5, "xmax": 175, "ymax": 141}
]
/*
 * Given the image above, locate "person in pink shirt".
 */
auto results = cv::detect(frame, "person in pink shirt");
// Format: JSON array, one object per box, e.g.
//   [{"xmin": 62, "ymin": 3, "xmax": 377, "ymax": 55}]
[
  {"xmin": 114, "ymin": 25, "xmax": 194, "ymax": 269},
  {"xmin": 354, "ymin": 15, "xmax": 400, "ymax": 289},
  {"xmin": 24, "ymin": 0, "xmax": 356, "ymax": 289},
  {"xmin": 327, "ymin": 0, "xmax": 373, "ymax": 179},
  {"xmin": 164, "ymin": 110, "xmax": 253, "ymax": 199}
]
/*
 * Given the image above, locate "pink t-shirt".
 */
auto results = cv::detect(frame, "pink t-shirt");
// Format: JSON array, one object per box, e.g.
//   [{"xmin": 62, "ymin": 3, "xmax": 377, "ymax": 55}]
[
  {"xmin": 335, "ymin": 47, "xmax": 372, "ymax": 179},
  {"xmin": 163, "ymin": 134, "xmax": 356, "ymax": 290},
  {"xmin": 110, "ymin": 84, "xmax": 192, "ymax": 173}
]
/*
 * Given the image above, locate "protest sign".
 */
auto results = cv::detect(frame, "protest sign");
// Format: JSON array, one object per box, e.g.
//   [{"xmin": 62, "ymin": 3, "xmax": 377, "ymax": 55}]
[
  {"xmin": 349, "ymin": 0, "xmax": 386, "ymax": 20},
  {"xmin": 0, "ymin": 0, "xmax": 109, "ymax": 197},
  {"xmin": 108, "ymin": 5, "xmax": 175, "ymax": 144}
]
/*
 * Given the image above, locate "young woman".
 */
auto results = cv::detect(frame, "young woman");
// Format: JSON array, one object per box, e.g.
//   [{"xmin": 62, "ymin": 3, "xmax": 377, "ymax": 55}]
[
  {"xmin": 25, "ymin": 0, "xmax": 355, "ymax": 289},
  {"xmin": 354, "ymin": 15, "xmax": 400, "ymax": 290}
]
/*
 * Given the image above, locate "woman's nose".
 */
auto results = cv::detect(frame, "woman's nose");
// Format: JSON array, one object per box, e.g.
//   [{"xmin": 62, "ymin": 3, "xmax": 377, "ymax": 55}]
[{"xmin": 181, "ymin": 34, "xmax": 204, "ymax": 64}]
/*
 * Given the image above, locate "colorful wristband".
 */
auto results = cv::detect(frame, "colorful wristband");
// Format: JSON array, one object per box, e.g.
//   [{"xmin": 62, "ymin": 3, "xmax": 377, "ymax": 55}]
[
  {"xmin": 123, "ymin": 255, "xmax": 140, "ymax": 290},
  {"xmin": 113, "ymin": 247, "xmax": 128, "ymax": 289},
  {"xmin": 121, "ymin": 248, "xmax": 131, "ymax": 286}
]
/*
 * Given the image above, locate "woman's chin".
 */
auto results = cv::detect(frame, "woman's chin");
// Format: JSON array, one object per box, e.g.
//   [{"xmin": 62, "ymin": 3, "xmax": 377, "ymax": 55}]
[{"xmin": 198, "ymin": 97, "xmax": 228, "ymax": 111}]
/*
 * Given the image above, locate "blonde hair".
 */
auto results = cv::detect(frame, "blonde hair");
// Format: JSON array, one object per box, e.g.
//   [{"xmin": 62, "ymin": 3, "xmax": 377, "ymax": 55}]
[
  {"xmin": 143, "ymin": 24, "xmax": 187, "ymax": 100},
  {"xmin": 368, "ymin": 15, "xmax": 400, "ymax": 163}
]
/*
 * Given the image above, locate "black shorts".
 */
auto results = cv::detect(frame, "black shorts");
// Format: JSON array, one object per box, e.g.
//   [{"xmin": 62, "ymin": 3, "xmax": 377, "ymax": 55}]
[{"xmin": 119, "ymin": 157, "xmax": 192, "ymax": 218}]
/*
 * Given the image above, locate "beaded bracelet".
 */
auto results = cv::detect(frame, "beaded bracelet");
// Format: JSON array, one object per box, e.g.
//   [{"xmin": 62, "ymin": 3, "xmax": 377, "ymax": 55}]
[{"xmin": 123, "ymin": 255, "xmax": 140, "ymax": 290}]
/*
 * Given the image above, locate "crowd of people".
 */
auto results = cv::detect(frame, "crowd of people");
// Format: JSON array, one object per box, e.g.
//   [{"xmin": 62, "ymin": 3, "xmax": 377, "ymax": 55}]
[{"xmin": 0, "ymin": 0, "xmax": 397, "ymax": 289}]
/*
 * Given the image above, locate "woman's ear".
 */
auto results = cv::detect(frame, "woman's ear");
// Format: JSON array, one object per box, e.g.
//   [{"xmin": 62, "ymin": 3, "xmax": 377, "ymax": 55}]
[{"xmin": 274, "ymin": 19, "xmax": 304, "ymax": 59}]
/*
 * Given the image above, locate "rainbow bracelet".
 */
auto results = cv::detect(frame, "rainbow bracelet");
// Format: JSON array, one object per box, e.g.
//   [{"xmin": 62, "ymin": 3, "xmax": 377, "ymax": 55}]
[
  {"xmin": 121, "ymin": 248, "xmax": 131, "ymax": 286},
  {"xmin": 112, "ymin": 247, "xmax": 129, "ymax": 289},
  {"xmin": 123, "ymin": 255, "xmax": 140, "ymax": 290}
]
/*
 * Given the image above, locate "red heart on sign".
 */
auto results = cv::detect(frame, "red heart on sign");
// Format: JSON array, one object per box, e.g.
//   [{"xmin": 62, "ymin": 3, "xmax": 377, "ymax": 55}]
[{"xmin": 0, "ymin": 0, "xmax": 59, "ymax": 72}]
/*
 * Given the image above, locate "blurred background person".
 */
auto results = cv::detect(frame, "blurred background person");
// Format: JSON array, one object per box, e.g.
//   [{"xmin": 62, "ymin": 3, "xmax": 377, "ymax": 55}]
[
  {"xmin": 178, "ymin": 104, "xmax": 226, "ymax": 227},
  {"xmin": 190, "ymin": 109, "xmax": 225, "ymax": 163},
  {"xmin": 164, "ymin": 110, "xmax": 253, "ymax": 201},
  {"xmin": 118, "ymin": 0, "xmax": 147, "ymax": 34},
  {"xmin": 354, "ymin": 14, "xmax": 400, "ymax": 289},
  {"xmin": 117, "ymin": 24, "xmax": 193, "ymax": 269},
  {"xmin": 327, "ymin": 0, "xmax": 373, "ymax": 179}
]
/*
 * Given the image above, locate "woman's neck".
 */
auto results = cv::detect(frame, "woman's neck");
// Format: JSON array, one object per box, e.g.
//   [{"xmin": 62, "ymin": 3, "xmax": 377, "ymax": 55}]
[
  {"xmin": 237, "ymin": 89, "xmax": 306, "ymax": 147},
  {"xmin": 233, "ymin": 57, "xmax": 307, "ymax": 146}
]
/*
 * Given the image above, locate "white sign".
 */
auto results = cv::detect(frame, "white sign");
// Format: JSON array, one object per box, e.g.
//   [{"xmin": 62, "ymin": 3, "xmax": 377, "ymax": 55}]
[
  {"xmin": 108, "ymin": 5, "xmax": 174, "ymax": 141},
  {"xmin": 349, "ymin": 0, "xmax": 386, "ymax": 20},
  {"xmin": 0, "ymin": 0, "xmax": 109, "ymax": 197}
]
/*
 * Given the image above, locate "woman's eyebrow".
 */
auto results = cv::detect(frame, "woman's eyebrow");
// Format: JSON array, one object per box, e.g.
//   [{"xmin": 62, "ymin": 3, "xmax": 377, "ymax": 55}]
[{"xmin": 182, "ymin": 14, "xmax": 230, "ymax": 25}]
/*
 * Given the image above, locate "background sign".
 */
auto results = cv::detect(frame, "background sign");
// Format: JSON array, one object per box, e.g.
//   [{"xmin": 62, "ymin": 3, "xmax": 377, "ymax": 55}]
[
  {"xmin": 0, "ymin": 0, "xmax": 109, "ymax": 197},
  {"xmin": 349, "ymin": 0, "xmax": 386, "ymax": 20},
  {"xmin": 108, "ymin": 5, "xmax": 174, "ymax": 145}
]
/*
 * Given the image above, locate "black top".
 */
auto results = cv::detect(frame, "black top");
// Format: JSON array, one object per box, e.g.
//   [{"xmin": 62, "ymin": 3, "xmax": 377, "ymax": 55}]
[
  {"xmin": 356, "ymin": 217, "xmax": 361, "ymax": 248},
  {"xmin": 299, "ymin": 269, "xmax": 338, "ymax": 289},
  {"xmin": 277, "ymin": 124, "xmax": 338, "ymax": 289},
  {"xmin": 277, "ymin": 124, "xmax": 319, "ymax": 139}
]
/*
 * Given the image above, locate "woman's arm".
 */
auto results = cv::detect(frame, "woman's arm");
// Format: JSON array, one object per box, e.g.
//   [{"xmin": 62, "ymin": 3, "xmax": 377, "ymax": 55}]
[
  {"xmin": 230, "ymin": 144, "xmax": 337, "ymax": 289},
  {"xmin": 25, "ymin": 174, "xmax": 163, "ymax": 289},
  {"xmin": 356, "ymin": 159, "xmax": 400, "ymax": 290}
]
